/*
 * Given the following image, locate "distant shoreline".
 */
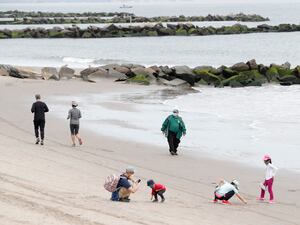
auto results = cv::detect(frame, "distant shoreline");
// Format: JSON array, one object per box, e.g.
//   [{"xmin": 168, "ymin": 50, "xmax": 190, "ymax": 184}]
[{"xmin": 0, "ymin": 11, "xmax": 269, "ymax": 25}]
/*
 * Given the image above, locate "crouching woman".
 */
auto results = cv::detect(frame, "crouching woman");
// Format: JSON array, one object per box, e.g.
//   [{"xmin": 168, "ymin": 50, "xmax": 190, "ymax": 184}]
[
  {"xmin": 111, "ymin": 167, "xmax": 140, "ymax": 202},
  {"xmin": 213, "ymin": 179, "xmax": 247, "ymax": 205}
]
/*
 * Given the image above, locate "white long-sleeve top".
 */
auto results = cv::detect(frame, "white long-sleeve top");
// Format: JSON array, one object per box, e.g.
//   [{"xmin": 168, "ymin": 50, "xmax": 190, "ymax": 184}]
[{"xmin": 265, "ymin": 163, "xmax": 278, "ymax": 180}]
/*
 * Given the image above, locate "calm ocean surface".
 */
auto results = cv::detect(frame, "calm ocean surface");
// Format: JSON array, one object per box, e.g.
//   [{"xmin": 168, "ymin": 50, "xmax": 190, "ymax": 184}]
[{"xmin": 0, "ymin": 1, "xmax": 299, "ymax": 68}]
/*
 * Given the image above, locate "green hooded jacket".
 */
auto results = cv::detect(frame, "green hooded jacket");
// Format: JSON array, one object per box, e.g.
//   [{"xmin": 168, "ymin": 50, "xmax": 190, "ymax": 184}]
[{"xmin": 161, "ymin": 115, "xmax": 186, "ymax": 139}]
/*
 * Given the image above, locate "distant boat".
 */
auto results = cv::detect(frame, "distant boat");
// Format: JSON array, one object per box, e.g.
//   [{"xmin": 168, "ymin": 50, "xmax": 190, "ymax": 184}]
[{"xmin": 120, "ymin": 4, "xmax": 133, "ymax": 9}]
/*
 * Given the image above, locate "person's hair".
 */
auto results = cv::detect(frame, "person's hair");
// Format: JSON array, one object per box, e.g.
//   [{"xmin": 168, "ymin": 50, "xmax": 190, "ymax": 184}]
[
  {"xmin": 126, "ymin": 167, "xmax": 135, "ymax": 174},
  {"xmin": 35, "ymin": 94, "xmax": 41, "ymax": 100},
  {"xmin": 266, "ymin": 159, "xmax": 272, "ymax": 164}
]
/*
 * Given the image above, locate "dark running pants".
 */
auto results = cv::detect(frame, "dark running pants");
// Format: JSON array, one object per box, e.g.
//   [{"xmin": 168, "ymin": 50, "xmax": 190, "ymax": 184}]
[
  {"xmin": 34, "ymin": 120, "xmax": 45, "ymax": 140},
  {"xmin": 167, "ymin": 131, "xmax": 180, "ymax": 153},
  {"xmin": 214, "ymin": 190, "xmax": 235, "ymax": 201},
  {"xmin": 154, "ymin": 189, "xmax": 166, "ymax": 200}
]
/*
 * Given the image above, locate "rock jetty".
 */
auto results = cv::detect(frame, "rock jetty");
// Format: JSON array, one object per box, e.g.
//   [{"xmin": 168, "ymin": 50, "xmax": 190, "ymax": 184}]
[
  {"xmin": 0, "ymin": 23, "xmax": 299, "ymax": 39},
  {"xmin": 1, "ymin": 60, "xmax": 300, "ymax": 88},
  {"xmin": 0, "ymin": 11, "xmax": 269, "ymax": 24}
]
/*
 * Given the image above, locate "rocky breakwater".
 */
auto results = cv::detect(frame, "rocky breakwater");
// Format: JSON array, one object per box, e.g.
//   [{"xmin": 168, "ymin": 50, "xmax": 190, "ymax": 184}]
[
  {"xmin": 1, "ymin": 60, "xmax": 300, "ymax": 88},
  {"xmin": 0, "ymin": 12, "xmax": 269, "ymax": 25},
  {"xmin": 0, "ymin": 23, "xmax": 299, "ymax": 39}
]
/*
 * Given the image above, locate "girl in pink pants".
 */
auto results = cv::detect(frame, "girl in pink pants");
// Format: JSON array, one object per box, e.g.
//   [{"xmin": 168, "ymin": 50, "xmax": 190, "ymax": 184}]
[{"xmin": 258, "ymin": 155, "xmax": 278, "ymax": 204}]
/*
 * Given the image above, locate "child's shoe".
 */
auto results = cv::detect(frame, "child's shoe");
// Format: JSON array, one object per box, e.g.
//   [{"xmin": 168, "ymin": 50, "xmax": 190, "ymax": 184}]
[
  {"xmin": 152, "ymin": 199, "xmax": 158, "ymax": 202},
  {"xmin": 221, "ymin": 200, "xmax": 232, "ymax": 205},
  {"xmin": 257, "ymin": 197, "xmax": 265, "ymax": 201},
  {"xmin": 268, "ymin": 200, "xmax": 275, "ymax": 204},
  {"xmin": 213, "ymin": 199, "xmax": 218, "ymax": 203},
  {"xmin": 161, "ymin": 198, "xmax": 165, "ymax": 203},
  {"xmin": 35, "ymin": 138, "xmax": 40, "ymax": 145}
]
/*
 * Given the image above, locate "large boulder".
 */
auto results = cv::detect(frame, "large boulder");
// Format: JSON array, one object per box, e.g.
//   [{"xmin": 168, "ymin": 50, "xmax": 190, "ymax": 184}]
[
  {"xmin": 41, "ymin": 67, "xmax": 59, "ymax": 80},
  {"xmin": 172, "ymin": 66, "xmax": 196, "ymax": 85},
  {"xmin": 193, "ymin": 70, "xmax": 222, "ymax": 86},
  {"xmin": 282, "ymin": 62, "xmax": 291, "ymax": 70},
  {"xmin": 0, "ymin": 65, "xmax": 9, "ymax": 76},
  {"xmin": 18, "ymin": 68, "xmax": 40, "ymax": 79},
  {"xmin": 294, "ymin": 66, "xmax": 300, "ymax": 78},
  {"xmin": 101, "ymin": 64, "xmax": 130, "ymax": 75},
  {"xmin": 246, "ymin": 59, "xmax": 258, "ymax": 70},
  {"xmin": 0, "ymin": 65, "xmax": 24, "ymax": 78},
  {"xmin": 230, "ymin": 62, "xmax": 250, "ymax": 72},
  {"xmin": 265, "ymin": 66, "xmax": 279, "ymax": 82},
  {"xmin": 107, "ymin": 69, "xmax": 128, "ymax": 80},
  {"xmin": 222, "ymin": 68, "xmax": 238, "ymax": 78},
  {"xmin": 159, "ymin": 66, "xmax": 173, "ymax": 75},
  {"xmin": 127, "ymin": 74, "xmax": 151, "ymax": 85},
  {"xmin": 59, "ymin": 66, "xmax": 75, "ymax": 79},
  {"xmin": 222, "ymin": 70, "xmax": 266, "ymax": 87},
  {"xmin": 131, "ymin": 67, "xmax": 157, "ymax": 79},
  {"xmin": 80, "ymin": 67, "xmax": 99, "ymax": 77},
  {"xmin": 84, "ymin": 68, "xmax": 109, "ymax": 82},
  {"xmin": 158, "ymin": 78, "xmax": 189, "ymax": 87}
]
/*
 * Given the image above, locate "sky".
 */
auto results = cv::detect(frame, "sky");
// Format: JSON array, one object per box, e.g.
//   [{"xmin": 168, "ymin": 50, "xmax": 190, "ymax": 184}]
[{"xmin": 0, "ymin": 0, "xmax": 299, "ymax": 3}]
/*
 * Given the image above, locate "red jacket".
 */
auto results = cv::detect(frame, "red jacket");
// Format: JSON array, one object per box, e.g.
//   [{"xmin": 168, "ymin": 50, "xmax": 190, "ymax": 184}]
[{"xmin": 151, "ymin": 183, "xmax": 166, "ymax": 195}]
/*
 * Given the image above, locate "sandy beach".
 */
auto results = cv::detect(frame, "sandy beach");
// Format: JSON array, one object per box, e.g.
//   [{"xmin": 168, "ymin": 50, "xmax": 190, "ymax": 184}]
[{"xmin": 0, "ymin": 76, "xmax": 299, "ymax": 225}]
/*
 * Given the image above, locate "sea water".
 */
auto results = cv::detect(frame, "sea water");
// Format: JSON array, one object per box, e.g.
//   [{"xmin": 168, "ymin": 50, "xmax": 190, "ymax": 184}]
[
  {"xmin": 0, "ymin": 1, "xmax": 299, "ymax": 68},
  {"xmin": 50, "ymin": 85, "xmax": 300, "ymax": 173}
]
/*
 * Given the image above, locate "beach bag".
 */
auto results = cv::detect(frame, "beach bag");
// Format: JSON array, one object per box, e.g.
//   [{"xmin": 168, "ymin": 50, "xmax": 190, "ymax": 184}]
[{"xmin": 104, "ymin": 174, "xmax": 120, "ymax": 192}]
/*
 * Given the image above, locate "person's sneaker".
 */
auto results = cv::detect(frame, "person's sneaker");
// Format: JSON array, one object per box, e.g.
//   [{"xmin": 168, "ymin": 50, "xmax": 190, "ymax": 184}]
[
  {"xmin": 268, "ymin": 200, "xmax": 275, "ymax": 204},
  {"xmin": 119, "ymin": 198, "xmax": 130, "ymax": 202},
  {"xmin": 170, "ymin": 151, "xmax": 175, "ymax": 155},
  {"xmin": 72, "ymin": 143, "xmax": 76, "ymax": 147},
  {"xmin": 152, "ymin": 199, "xmax": 158, "ymax": 202},
  {"xmin": 40, "ymin": 140, "xmax": 44, "ymax": 146},
  {"xmin": 174, "ymin": 152, "xmax": 178, "ymax": 155},
  {"xmin": 161, "ymin": 198, "xmax": 165, "ymax": 203},
  {"xmin": 35, "ymin": 138, "xmax": 40, "ymax": 145},
  {"xmin": 221, "ymin": 200, "xmax": 232, "ymax": 205},
  {"xmin": 257, "ymin": 197, "xmax": 265, "ymax": 201},
  {"xmin": 213, "ymin": 199, "xmax": 218, "ymax": 203}
]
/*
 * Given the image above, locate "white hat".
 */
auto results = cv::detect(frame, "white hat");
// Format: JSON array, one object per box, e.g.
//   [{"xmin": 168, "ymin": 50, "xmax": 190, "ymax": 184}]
[
  {"xmin": 232, "ymin": 179, "xmax": 239, "ymax": 189},
  {"xmin": 72, "ymin": 101, "xmax": 78, "ymax": 107}
]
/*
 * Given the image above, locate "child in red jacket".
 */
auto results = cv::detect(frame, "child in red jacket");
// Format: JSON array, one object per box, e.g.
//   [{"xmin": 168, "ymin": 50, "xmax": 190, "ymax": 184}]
[{"xmin": 147, "ymin": 179, "xmax": 166, "ymax": 202}]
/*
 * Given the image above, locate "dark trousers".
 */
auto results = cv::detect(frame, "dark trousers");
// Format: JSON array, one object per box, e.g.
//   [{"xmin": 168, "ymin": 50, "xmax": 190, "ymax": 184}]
[
  {"xmin": 214, "ymin": 190, "xmax": 235, "ymax": 201},
  {"xmin": 34, "ymin": 120, "xmax": 45, "ymax": 140},
  {"xmin": 167, "ymin": 131, "xmax": 180, "ymax": 153},
  {"xmin": 154, "ymin": 189, "xmax": 166, "ymax": 200}
]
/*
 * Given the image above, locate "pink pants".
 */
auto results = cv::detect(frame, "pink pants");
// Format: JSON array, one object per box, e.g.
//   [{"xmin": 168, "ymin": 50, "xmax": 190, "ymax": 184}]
[{"xmin": 260, "ymin": 178, "xmax": 274, "ymax": 200}]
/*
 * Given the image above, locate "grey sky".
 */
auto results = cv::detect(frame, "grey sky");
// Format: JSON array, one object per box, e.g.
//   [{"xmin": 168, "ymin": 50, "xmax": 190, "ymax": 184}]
[{"xmin": 0, "ymin": 0, "xmax": 299, "ymax": 3}]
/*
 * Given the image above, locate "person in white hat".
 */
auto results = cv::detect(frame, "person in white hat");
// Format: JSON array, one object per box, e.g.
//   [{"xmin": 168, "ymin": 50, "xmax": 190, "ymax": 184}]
[
  {"xmin": 67, "ymin": 101, "xmax": 83, "ymax": 147},
  {"xmin": 161, "ymin": 109, "xmax": 186, "ymax": 155}
]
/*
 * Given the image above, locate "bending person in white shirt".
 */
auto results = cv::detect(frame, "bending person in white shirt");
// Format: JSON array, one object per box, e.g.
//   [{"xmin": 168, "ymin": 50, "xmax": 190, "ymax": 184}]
[{"xmin": 213, "ymin": 179, "xmax": 247, "ymax": 205}]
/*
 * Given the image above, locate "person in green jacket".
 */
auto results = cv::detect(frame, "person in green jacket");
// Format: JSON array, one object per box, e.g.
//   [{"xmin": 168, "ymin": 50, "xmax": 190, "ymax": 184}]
[{"xmin": 161, "ymin": 109, "xmax": 186, "ymax": 155}]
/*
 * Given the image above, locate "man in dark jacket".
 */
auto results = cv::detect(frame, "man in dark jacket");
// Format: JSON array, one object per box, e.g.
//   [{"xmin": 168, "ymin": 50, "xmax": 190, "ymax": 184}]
[
  {"xmin": 31, "ymin": 94, "xmax": 49, "ymax": 145},
  {"xmin": 161, "ymin": 109, "xmax": 186, "ymax": 155}
]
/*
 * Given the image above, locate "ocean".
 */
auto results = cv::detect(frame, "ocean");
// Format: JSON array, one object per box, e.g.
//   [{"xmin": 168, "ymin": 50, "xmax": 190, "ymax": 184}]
[
  {"xmin": 0, "ymin": 1, "xmax": 299, "ymax": 68},
  {"xmin": 50, "ymin": 85, "xmax": 300, "ymax": 173},
  {"xmin": 1, "ymin": 1, "xmax": 300, "ymax": 172}
]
